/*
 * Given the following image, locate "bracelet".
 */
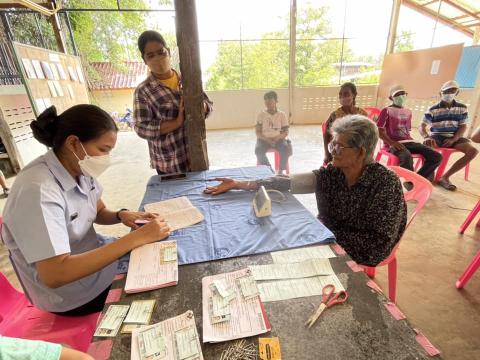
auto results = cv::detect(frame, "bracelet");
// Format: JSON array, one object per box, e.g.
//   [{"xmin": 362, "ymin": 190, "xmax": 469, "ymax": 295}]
[{"xmin": 116, "ymin": 208, "xmax": 129, "ymax": 221}]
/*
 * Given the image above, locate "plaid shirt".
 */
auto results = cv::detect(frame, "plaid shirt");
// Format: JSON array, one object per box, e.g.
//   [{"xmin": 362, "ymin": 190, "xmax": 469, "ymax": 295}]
[{"xmin": 133, "ymin": 71, "xmax": 213, "ymax": 173}]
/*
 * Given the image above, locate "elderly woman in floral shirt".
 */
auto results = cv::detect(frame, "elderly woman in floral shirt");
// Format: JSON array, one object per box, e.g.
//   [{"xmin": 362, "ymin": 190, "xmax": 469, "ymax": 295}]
[{"xmin": 205, "ymin": 115, "xmax": 407, "ymax": 266}]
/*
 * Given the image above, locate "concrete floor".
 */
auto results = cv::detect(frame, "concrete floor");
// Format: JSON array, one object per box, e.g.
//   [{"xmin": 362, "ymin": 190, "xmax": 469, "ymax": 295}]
[{"xmin": 1, "ymin": 125, "xmax": 480, "ymax": 359}]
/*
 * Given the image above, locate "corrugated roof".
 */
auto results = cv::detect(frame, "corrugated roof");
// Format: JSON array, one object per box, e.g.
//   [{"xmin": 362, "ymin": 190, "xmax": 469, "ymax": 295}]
[
  {"xmin": 404, "ymin": 0, "xmax": 480, "ymax": 38},
  {"xmin": 88, "ymin": 61, "xmax": 148, "ymax": 90}
]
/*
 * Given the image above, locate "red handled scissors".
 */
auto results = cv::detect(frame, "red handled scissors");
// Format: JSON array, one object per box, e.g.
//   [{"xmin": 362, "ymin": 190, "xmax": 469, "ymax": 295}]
[{"xmin": 304, "ymin": 284, "xmax": 348, "ymax": 328}]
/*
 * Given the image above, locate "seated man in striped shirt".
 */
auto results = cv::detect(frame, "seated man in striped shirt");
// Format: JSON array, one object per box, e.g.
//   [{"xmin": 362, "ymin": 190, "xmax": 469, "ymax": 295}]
[{"xmin": 420, "ymin": 80, "xmax": 478, "ymax": 191}]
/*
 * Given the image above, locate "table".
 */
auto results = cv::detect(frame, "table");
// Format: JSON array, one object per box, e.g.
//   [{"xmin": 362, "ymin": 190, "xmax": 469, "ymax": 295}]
[
  {"xmin": 94, "ymin": 251, "xmax": 434, "ymax": 359},
  {"xmin": 92, "ymin": 167, "xmax": 437, "ymax": 359}
]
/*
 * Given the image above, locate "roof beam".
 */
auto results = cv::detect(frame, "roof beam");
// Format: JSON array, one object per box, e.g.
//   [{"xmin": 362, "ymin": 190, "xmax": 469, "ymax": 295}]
[
  {"xmin": 441, "ymin": 0, "xmax": 480, "ymax": 21},
  {"xmin": 403, "ymin": 0, "xmax": 474, "ymax": 37}
]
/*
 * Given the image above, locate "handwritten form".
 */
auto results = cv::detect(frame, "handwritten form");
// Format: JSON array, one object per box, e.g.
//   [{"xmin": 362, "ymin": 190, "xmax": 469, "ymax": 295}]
[
  {"xmin": 124, "ymin": 300, "xmax": 156, "ymax": 324},
  {"xmin": 94, "ymin": 305, "xmax": 130, "ymax": 337},
  {"xmin": 131, "ymin": 311, "xmax": 203, "ymax": 360},
  {"xmin": 270, "ymin": 245, "xmax": 336, "ymax": 263},
  {"xmin": 258, "ymin": 275, "xmax": 345, "ymax": 302},
  {"xmin": 125, "ymin": 241, "xmax": 178, "ymax": 294},
  {"xmin": 249, "ymin": 258, "xmax": 334, "ymax": 280},
  {"xmin": 144, "ymin": 197, "xmax": 204, "ymax": 231},
  {"xmin": 202, "ymin": 268, "xmax": 270, "ymax": 343}
]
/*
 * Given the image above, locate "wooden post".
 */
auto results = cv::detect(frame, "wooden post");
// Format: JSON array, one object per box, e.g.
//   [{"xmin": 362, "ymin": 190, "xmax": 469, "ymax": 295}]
[
  {"xmin": 385, "ymin": 0, "xmax": 402, "ymax": 54},
  {"xmin": 174, "ymin": 0, "xmax": 209, "ymax": 171},
  {"xmin": 49, "ymin": 13, "xmax": 67, "ymax": 54},
  {"xmin": 288, "ymin": 0, "xmax": 297, "ymax": 124},
  {"xmin": 473, "ymin": 26, "xmax": 480, "ymax": 46}
]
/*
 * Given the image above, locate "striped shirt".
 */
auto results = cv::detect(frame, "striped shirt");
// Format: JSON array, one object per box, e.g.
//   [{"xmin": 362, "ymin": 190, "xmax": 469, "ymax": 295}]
[
  {"xmin": 133, "ymin": 71, "xmax": 213, "ymax": 173},
  {"xmin": 423, "ymin": 100, "xmax": 468, "ymax": 137}
]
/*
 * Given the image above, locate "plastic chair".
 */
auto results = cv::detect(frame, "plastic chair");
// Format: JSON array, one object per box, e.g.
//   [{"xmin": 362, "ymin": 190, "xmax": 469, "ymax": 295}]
[
  {"xmin": 362, "ymin": 166, "xmax": 433, "ymax": 303},
  {"xmin": 364, "ymin": 106, "xmax": 381, "ymax": 121},
  {"xmin": 433, "ymin": 147, "xmax": 470, "ymax": 182},
  {"xmin": 257, "ymin": 148, "xmax": 290, "ymax": 174},
  {"xmin": 456, "ymin": 250, "xmax": 480, "ymax": 289},
  {"xmin": 459, "ymin": 199, "xmax": 480, "ymax": 234},
  {"xmin": 0, "ymin": 271, "xmax": 100, "ymax": 351},
  {"xmin": 375, "ymin": 147, "xmax": 425, "ymax": 169}
]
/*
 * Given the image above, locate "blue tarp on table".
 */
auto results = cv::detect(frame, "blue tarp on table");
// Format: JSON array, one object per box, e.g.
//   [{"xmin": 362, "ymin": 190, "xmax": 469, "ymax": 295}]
[{"xmin": 139, "ymin": 166, "xmax": 335, "ymax": 265}]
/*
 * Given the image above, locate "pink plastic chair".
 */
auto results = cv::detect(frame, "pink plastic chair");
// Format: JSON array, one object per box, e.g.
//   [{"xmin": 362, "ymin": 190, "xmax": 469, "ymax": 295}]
[
  {"xmin": 363, "ymin": 166, "xmax": 433, "ymax": 303},
  {"xmin": 456, "ymin": 250, "xmax": 480, "ymax": 289},
  {"xmin": 375, "ymin": 148, "xmax": 425, "ymax": 170},
  {"xmin": 256, "ymin": 148, "xmax": 290, "ymax": 175},
  {"xmin": 0, "ymin": 272, "xmax": 100, "ymax": 351},
  {"xmin": 459, "ymin": 199, "xmax": 480, "ymax": 234},
  {"xmin": 457, "ymin": 197, "xmax": 480, "ymax": 289},
  {"xmin": 433, "ymin": 147, "xmax": 470, "ymax": 182}
]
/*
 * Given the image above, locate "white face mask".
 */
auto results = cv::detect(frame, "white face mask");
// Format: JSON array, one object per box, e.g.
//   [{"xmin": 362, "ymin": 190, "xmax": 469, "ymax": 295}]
[
  {"xmin": 441, "ymin": 93, "xmax": 455, "ymax": 103},
  {"xmin": 72, "ymin": 143, "xmax": 111, "ymax": 178}
]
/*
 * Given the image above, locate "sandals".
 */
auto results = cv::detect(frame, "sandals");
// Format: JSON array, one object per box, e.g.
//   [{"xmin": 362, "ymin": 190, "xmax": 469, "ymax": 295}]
[{"xmin": 438, "ymin": 178, "xmax": 457, "ymax": 191}]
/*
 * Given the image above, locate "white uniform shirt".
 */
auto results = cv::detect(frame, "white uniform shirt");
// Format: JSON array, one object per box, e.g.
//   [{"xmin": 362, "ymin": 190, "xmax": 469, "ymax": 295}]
[
  {"xmin": 2, "ymin": 150, "xmax": 116, "ymax": 312},
  {"xmin": 256, "ymin": 110, "xmax": 289, "ymax": 139}
]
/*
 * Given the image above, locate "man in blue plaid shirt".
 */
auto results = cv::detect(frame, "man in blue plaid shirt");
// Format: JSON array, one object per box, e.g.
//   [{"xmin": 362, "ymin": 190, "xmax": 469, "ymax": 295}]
[{"xmin": 133, "ymin": 30, "xmax": 213, "ymax": 175}]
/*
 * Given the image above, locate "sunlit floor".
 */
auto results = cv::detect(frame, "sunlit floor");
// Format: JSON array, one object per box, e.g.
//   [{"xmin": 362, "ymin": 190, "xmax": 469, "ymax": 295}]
[{"xmin": 1, "ymin": 125, "xmax": 480, "ymax": 359}]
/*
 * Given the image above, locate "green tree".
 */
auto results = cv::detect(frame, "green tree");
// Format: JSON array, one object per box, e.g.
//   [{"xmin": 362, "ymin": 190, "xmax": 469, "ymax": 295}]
[
  {"xmin": 394, "ymin": 30, "xmax": 414, "ymax": 53},
  {"xmin": 206, "ymin": 5, "xmax": 356, "ymax": 90},
  {"xmin": 8, "ymin": 13, "xmax": 58, "ymax": 51}
]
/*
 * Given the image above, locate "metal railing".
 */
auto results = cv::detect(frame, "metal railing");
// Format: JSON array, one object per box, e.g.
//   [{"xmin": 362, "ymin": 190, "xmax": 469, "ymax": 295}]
[{"xmin": 0, "ymin": 41, "xmax": 21, "ymax": 85}]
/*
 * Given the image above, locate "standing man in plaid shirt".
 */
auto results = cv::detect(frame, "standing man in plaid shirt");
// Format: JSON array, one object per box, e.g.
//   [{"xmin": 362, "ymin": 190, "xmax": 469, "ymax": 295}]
[{"xmin": 133, "ymin": 30, "xmax": 213, "ymax": 175}]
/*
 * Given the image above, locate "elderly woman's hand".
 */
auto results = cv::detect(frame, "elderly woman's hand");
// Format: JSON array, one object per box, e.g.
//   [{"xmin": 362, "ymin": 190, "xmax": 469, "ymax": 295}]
[{"xmin": 204, "ymin": 177, "xmax": 237, "ymax": 195}]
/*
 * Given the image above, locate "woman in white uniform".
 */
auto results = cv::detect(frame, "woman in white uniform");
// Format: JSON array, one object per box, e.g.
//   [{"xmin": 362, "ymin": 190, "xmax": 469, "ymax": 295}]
[{"xmin": 2, "ymin": 105, "xmax": 170, "ymax": 316}]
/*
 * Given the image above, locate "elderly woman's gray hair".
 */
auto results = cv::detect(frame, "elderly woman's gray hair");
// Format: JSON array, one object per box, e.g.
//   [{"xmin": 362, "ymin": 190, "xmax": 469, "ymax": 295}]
[{"xmin": 331, "ymin": 115, "xmax": 378, "ymax": 163}]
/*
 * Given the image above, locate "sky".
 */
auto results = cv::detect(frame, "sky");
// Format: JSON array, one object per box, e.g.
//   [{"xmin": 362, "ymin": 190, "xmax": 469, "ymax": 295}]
[{"xmin": 143, "ymin": 0, "xmax": 472, "ymax": 78}]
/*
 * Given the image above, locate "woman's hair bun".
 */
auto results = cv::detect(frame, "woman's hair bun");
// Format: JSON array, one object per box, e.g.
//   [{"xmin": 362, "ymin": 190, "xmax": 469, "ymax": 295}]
[{"xmin": 30, "ymin": 106, "xmax": 59, "ymax": 147}]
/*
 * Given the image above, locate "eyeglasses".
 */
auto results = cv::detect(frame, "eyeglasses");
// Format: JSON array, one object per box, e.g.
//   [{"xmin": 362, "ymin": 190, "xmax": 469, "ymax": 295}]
[{"xmin": 328, "ymin": 142, "xmax": 353, "ymax": 155}]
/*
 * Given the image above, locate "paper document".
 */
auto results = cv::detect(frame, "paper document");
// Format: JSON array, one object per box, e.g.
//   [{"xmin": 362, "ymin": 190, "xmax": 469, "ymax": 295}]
[
  {"xmin": 94, "ymin": 304, "xmax": 130, "ymax": 337},
  {"xmin": 257, "ymin": 275, "xmax": 345, "ymax": 302},
  {"xmin": 124, "ymin": 300, "xmax": 156, "ymax": 324},
  {"xmin": 131, "ymin": 311, "xmax": 203, "ymax": 360},
  {"xmin": 202, "ymin": 268, "xmax": 271, "ymax": 343},
  {"xmin": 271, "ymin": 245, "xmax": 336, "ymax": 263},
  {"xmin": 249, "ymin": 258, "xmax": 334, "ymax": 280},
  {"xmin": 175, "ymin": 326, "xmax": 200, "ymax": 359},
  {"xmin": 125, "ymin": 241, "xmax": 178, "ymax": 294},
  {"xmin": 144, "ymin": 197, "xmax": 204, "ymax": 231}
]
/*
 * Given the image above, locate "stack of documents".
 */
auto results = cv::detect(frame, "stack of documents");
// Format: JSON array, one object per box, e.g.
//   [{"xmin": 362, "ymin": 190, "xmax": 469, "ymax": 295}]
[
  {"xmin": 125, "ymin": 241, "xmax": 178, "ymax": 294},
  {"xmin": 95, "ymin": 301, "xmax": 158, "ymax": 337},
  {"xmin": 250, "ymin": 246, "xmax": 345, "ymax": 303},
  {"xmin": 94, "ymin": 304, "xmax": 130, "ymax": 337},
  {"xmin": 131, "ymin": 311, "xmax": 203, "ymax": 360},
  {"xmin": 144, "ymin": 197, "xmax": 204, "ymax": 231},
  {"xmin": 202, "ymin": 268, "xmax": 271, "ymax": 343}
]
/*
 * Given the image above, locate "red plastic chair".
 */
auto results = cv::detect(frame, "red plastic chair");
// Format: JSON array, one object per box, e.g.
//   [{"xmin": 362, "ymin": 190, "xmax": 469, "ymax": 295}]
[
  {"xmin": 433, "ymin": 147, "xmax": 470, "ymax": 182},
  {"xmin": 456, "ymin": 250, "xmax": 480, "ymax": 289},
  {"xmin": 459, "ymin": 199, "xmax": 480, "ymax": 234},
  {"xmin": 256, "ymin": 148, "xmax": 290, "ymax": 174},
  {"xmin": 363, "ymin": 166, "xmax": 433, "ymax": 303},
  {"xmin": 364, "ymin": 106, "xmax": 381, "ymax": 121},
  {"xmin": 0, "ymin": 272, "xmax": 100, "ymax": 351}
]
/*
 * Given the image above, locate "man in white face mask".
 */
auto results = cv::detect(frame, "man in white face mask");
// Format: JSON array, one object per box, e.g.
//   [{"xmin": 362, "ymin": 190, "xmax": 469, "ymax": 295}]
[
  {"xmin": 133, "ymin": 30, "xmax": 213, "ymax": 176},
  {"xmin": 420, "ymin": 80, "xmax": 478, "ymax": 191},
  {"xmin": 377, "ymin": 85, "xmax": 442, "ymax": 185}
]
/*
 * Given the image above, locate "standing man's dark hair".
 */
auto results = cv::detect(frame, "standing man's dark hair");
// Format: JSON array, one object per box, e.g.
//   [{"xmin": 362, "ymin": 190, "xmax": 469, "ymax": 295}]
[
  {"xmin": 137, "ymin": 30, "xmax": 167, "ymax": 60},
  {"xmin": 264, "ymin": 91, "xmax": 278, "ymax": 101}
]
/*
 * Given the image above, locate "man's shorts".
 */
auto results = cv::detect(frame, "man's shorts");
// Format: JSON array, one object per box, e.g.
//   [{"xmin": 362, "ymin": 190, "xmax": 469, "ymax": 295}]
[{"xmin": 431, "ymin": 135, "xmax": 470, "ymax": 148}]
